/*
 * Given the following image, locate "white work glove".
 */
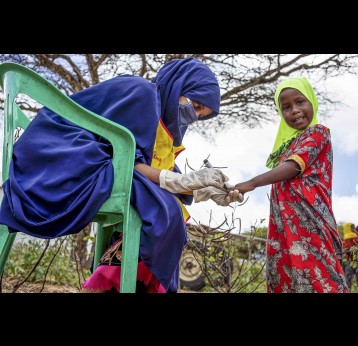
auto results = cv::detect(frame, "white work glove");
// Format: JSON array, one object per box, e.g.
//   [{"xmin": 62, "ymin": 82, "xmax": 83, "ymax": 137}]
[
  {"xmin": 193, "ymin": 185, "xmax": 244, "ymax": 206},
  {"xmin": 159, "ymin": 168, "xmax": 229, "ymax": 194}
]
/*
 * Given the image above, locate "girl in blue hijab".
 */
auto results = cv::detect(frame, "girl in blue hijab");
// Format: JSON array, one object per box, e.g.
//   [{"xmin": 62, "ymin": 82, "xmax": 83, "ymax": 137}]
[{"xmin": 0, "ymin": 58, "xmax": 227, "ymax": 292}]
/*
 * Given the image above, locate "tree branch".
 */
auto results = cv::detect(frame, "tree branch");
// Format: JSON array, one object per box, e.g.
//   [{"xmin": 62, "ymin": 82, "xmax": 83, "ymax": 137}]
[
  {"xmin": 34, "ymin": 54, "xmax": 89, "ymax": 92},
  {"xmin": 12, "ymin": 240, "xmax": 50, "ymax": 293},
  {"xmin": 39, "ymin": 237, "xmax": 67, "ymax": 293}
]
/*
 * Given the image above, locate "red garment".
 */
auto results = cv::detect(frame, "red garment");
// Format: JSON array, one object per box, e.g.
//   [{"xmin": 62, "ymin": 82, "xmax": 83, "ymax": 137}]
[
  {"xmin": 343, "ymin": 238, "xmax": 358, "ymax": 262},
  {"xmin": 267, "ymin": 125, "xmax": 348, "ymax": 293}
]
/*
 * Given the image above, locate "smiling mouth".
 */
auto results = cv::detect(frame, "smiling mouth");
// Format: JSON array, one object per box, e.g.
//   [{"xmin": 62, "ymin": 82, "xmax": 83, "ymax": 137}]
[{"xmin": 293, "ymin": 116, "xmax": 305, "ymax": 123}]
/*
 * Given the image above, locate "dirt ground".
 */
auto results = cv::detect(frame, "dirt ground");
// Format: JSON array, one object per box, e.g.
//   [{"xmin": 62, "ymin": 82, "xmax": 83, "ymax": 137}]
[
  {"xmin": 1, "ymin": 278, "xmax": 80, "ymax": 293},
  {"xmin": 1, "ymin": 278, "xmax": 194, "ymax": 293}
]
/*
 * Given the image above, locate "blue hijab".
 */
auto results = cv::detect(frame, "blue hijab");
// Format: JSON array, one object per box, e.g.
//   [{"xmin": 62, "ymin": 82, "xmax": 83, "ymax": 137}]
[
  {"xmin": 153, "ymin": 57, "xmax": 220, "ymax": 146},
  {"xmin": 0, "ymin": 58, "xmax": 220, "ymax": 292}
]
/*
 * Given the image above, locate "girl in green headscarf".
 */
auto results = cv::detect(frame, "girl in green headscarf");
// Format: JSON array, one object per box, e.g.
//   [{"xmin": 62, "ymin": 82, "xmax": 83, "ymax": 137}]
[
  {"xmin": 232, "ymin": 77, "xmax": 348, "ymax": 293},
  {"xmin": 266, "ymin": 77, "xmax": 318, "ymax": 169}
]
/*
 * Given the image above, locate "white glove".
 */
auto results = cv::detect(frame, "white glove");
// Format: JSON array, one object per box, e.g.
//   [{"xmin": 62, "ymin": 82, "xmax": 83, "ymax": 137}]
[
  {"xmin": 193, "ymin": 186, "xmax": 244, "ymax": 206},
  {"xmin": 159, "ymin": 168, "xmax": 229, "ymax": 194}
]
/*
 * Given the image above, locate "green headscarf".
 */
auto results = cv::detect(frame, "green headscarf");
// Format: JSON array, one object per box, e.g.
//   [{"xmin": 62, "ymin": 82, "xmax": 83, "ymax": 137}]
[{"xmin": 265, "ymin": 77, "xmax": 319, "ymax": 169}]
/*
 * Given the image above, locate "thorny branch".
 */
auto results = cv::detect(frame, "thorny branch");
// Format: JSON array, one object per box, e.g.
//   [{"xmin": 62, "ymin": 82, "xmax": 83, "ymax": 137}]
[{"xmin": 184, "ymin": 216, "xmax": 267, "ymax": 293}]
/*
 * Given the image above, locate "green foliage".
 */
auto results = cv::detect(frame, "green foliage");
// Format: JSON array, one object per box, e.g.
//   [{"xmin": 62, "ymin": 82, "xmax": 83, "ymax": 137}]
[
  {"xmin": 4, "ymin": 237, "xmax": 91, "ymax": 288},
  {"xmin": 337, "ymin": 223, "xmax": 344, "ymax": 240},
  {"xmin": 241, "ymin": 223, "xmax": 268, "ymax": 239},
  {"xmin": 350, "ymin": 281, "xmax": 358, "ymax": 293},
  {"xmin": 229, "ymin": 260, "xmax": 266, "ymax": 293},
  {"xmin": 254, "ymin": 227, "xmax": 268, "ymax": 239}
]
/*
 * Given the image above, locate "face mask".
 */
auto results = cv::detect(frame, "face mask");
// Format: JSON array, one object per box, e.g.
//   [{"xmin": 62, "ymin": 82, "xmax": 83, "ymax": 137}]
[{"xmin": 178, "ymin": 101, "xmax": 198, "ymax": 128}]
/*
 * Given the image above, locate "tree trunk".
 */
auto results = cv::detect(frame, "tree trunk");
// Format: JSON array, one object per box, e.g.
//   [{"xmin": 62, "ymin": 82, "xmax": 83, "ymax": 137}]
[{"xmin": 71, "ymin": 224, "xmax": 93, "ymax": 270}]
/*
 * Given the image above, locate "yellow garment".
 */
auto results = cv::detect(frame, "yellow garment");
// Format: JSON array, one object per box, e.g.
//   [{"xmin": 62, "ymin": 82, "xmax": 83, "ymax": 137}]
[
  {"xmin": 151, "ymin": 119, "xmax": 190, "ymax": 222},
  {"xmin": 286, "ymin": 154, "xmax": 306, "ymax": 175},
  {"xmin": 343, "ymin": 222, "xmax": 357, "ymax": 240},
  {"xmin": 266, "ymin": 77, "xmax": 319, "ymax": 169}
]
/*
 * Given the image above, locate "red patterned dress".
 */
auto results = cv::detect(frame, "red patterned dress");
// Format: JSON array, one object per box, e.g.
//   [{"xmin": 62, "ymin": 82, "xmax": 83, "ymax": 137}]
[{"xmin": 266, "ymin": 124, "xmax": 349, "ymax": 293}]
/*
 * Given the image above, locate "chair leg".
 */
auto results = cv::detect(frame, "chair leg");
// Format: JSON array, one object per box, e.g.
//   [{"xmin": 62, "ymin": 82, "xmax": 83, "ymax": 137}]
[
  {"xmin": 0, "ymin": 225, "xmax": 16, "ymax": 276},
  {"xmin": 93, "ymin": 223, "xmax": 115, "ymax": 270},
  {"xmin": 120, "ymin": 207, "xmax": 142, "ymax": 293}
]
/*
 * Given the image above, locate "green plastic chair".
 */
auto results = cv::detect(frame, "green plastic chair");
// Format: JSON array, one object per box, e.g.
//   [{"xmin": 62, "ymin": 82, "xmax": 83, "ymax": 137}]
[{"xmin": 0, "ymin": 62, "xmax": 142, "ymax": 293}]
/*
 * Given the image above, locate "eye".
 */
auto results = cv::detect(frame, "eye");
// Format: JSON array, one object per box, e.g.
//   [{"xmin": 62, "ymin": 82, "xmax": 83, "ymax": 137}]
[
  {"xmin": 194, "ymin": 105, "xmax": 201, "ymax": 112},
  {"xmin": 297, "ymin": 98, "xmax": 306, "ymax": 105},
  {"xmin": 192, "ymin": 101, "xmax": 204, "ymax": 112}
]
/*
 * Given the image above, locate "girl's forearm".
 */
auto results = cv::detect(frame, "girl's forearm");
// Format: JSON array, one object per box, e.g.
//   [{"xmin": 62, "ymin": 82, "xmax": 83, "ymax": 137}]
[
  {"xmin": 234, "ymin": 160, "xmax": 299, "ymax": 194},
  {"xmin": 252, "ymin": 160, "xmax": 299, "ymax": 188}
]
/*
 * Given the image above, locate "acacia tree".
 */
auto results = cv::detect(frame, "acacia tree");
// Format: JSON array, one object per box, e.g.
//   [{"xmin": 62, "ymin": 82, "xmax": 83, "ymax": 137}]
[{"xmin": 1, "ymin": 54, "xmax": 358, "ymax": 132}]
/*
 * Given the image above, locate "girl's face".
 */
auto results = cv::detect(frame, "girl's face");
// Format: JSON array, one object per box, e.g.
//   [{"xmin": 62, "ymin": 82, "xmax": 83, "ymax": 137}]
[{"xmin": 278, "ymin": 88, "xmax": 314, "ymax": 130}]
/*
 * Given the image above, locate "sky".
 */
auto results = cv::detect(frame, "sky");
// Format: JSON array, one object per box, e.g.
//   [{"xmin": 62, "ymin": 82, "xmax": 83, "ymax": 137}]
[
  {"xmin": 176, "ymin": 74, "xmax": 358, "ymax": 233},
  {"xmin": 1, "ymin": 71, "xmax": 358, "ymax": 235}
]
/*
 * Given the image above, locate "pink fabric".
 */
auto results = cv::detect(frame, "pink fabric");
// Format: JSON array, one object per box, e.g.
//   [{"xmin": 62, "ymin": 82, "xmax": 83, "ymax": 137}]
[{"xmin": 82, "ymin": 261, "xmax": 166, "ymax": 293}]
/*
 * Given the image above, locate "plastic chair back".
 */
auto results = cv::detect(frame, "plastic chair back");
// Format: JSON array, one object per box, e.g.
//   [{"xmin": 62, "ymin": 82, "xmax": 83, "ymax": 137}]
[{"xmin": 0, "ymin": 62, "xmax": 142, "ymax": 292}]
